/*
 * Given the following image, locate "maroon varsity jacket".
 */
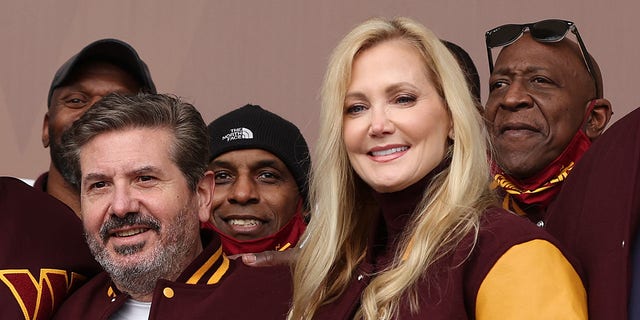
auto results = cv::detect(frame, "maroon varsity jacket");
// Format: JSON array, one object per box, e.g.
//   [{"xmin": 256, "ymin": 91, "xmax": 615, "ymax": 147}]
[
  {"xmin": 313, "ymin": 172, "xmax": 584, "ymax": 319},
  {"xmin": 314, "ymin": 208, "xmax": 573, "ymax": 319},
  {"xmin": 0, "ymin": 177, "xmax": 102, "ymax": 319},
  {"xmin": 546, "ymin": 106, "xmax": 640, "ymax": 320},
  {"xmin": 52, "ymin": 229, "xmax": 292, "ymax": 319}
]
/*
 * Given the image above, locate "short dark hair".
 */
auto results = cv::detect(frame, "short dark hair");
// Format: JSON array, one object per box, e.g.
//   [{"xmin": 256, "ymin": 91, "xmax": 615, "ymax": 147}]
[
  {"xmin": 62, "ymin": 93, "xmax": 209, "ymax": 191},
  {"xmin": 442, "ymin": 40, "xmax": 481, "ymax": 104}
]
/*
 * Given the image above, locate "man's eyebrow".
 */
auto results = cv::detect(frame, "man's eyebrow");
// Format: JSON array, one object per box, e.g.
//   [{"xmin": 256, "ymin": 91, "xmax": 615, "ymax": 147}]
[
  {"xmin": 212, "ymin": 158, "xmax": 286, "ymax": 171},
  {"xmin": 211, "ymin": 159, "xmax": 232, "ymax": 169},
  {"xmin": 254, "ymin": 159, "xmax": 280, "ymax": 169},
  {"xmin": 251, "ymin": 159, "xmax": 293, "ymax": 176},
  {"xmin": 83, "ymin": 172, "xmax": 109, "ymax": 183},
  {"xmin": 132, "ymin": 166, "xmax": 160, "ymax": 175},
  {"xmin": 491, "ymin": 65, "xmax": 549, "ymax": 77},
  {"xmin": 83, "ymin": 166, "xmax": 161, "ymax": 182}
]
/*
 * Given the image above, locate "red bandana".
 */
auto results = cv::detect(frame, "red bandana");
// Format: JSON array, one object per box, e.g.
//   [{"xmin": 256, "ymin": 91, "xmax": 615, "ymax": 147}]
[
  {"xmin": 203, "ymin": 203, "xmax": 307, "ymax": 255},
  {"xmin": 491, "ymin": 101, "xmax": 595, "ymax": 216}
]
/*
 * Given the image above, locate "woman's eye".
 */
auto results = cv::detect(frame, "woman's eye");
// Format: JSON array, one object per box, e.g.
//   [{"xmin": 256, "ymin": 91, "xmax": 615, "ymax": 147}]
[
  {"xmin": 395, "ymin": 95, "xmax": 416, "ymax": 104},
  {"xmin": 346, "ymin": 104, "xmax": 367, "ymax": 115}
]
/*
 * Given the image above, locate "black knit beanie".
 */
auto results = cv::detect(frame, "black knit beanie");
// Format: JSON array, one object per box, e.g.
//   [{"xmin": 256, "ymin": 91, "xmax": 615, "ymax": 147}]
[{"xmin": 207, "ymin": 104, "xmax": 311, "ymax": 207}]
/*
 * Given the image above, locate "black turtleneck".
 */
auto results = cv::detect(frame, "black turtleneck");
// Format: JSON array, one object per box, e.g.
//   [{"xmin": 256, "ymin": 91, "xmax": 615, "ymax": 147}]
[{"xmin": 368, "ymin": 159, "xmax": 450, "ymax": 268}]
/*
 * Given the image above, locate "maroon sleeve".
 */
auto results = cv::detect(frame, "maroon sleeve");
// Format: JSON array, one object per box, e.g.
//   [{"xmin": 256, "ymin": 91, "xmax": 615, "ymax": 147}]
[
  {"xmin": 546, "ymin": 107, "xmax": 640, "ymax": 320},
  {"xmin": 0, "ymin": 177, "xmax": 102, "ymax": 319}
]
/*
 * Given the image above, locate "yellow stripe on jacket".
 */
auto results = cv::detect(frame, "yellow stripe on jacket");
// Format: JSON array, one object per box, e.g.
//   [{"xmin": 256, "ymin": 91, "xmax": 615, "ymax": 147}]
[{"xmin": 476, "ymin": 239, "xmax": 587, "ymax": 319}]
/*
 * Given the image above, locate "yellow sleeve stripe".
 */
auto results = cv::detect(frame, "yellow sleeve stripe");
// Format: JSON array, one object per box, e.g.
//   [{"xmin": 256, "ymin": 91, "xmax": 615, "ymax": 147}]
[{"xmin": 476, "ymin": 239, "xmax": 587, "ymax": 320}]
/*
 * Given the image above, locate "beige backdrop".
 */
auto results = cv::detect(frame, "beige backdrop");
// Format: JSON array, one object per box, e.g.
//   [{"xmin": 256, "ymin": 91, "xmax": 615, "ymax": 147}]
[{"xmin": 2, "ymin": 0, "xmax": 639, "ymax": 179}]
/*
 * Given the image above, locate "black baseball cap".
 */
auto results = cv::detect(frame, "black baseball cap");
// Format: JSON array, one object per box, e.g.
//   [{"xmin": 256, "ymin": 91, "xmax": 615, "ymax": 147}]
[{"xmin": 47, "ymin": 38, "xmax": 156, "ymax": 107}]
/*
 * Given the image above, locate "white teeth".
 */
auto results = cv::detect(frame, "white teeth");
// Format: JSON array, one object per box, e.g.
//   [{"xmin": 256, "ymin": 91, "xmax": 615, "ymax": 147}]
[
  {"xmin": 114, "ymin": 228, "xmax": 146, "ymax": 237},
  {"xmin": 228, "ymin": 219, "xmax": 261, "ymax": 227},
  {"xmin": 371, "ymin": 146, "xmax": 408, "ymax": 157}
]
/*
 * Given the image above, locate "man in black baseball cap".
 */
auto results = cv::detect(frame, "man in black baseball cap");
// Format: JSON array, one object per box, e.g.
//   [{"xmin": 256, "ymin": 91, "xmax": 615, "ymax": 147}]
[
  {"xmin": 206, "ymin": 104, "xmax": 311, "ymax": 255},
  {"xmin": 36, "ymin": 38, "xmax": 156, "ymax": 216}
]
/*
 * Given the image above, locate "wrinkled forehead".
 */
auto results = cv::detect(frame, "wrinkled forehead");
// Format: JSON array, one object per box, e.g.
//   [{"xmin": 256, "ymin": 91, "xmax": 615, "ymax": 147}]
[
  {"xmin": 493, "ymin": 33, "xmax": 587, "ymax": 73},
  {"xmin": 491, "ymin": 33, "xmax": 600, "ymax": 100}
]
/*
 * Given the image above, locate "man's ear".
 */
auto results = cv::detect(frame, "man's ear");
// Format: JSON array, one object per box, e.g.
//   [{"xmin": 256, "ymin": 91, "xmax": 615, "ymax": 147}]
[
  {"xmin": 585, "ymin": 98, "xmax": 612, "ymax": 140},
  {"xmin": 196, "ymin": 171, "xmax": 215, "ymax": 223},
  {"xmin": 42, "ymin": 113, "xmax": 50, "ymax": 148}
]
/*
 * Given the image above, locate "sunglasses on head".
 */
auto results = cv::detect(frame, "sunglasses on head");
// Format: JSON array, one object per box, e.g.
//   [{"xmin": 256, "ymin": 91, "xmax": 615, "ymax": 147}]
[{"xmin": 485, "ymin": 19, "xmax": 599, "ymax": 96}]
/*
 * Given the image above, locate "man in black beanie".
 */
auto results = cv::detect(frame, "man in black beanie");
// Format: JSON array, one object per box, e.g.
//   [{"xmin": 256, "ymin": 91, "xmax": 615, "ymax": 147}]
[{"xmin": 206, "ymin": 104, "xmax": 310, "ymax": 255}]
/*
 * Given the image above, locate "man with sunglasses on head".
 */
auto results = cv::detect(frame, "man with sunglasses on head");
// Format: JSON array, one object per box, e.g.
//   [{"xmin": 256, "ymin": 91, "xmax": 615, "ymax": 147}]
[
  {"xmin": 484, "ymin": 19, "xmax": 612, "ymax": 225},
  {"xmin": 485, "ymin": 19, "xmax": 616, "ymax": 319}
]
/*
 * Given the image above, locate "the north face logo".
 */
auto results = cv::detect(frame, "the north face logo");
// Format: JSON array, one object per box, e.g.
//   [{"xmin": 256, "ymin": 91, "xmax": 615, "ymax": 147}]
[{"xmin": 222, "ymin": 127, "xmax": 254, "ymax": 142}]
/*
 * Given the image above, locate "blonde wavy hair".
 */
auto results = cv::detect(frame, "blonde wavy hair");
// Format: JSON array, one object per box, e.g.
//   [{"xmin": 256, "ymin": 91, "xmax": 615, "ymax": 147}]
[{"xmin": 289, "ymin": 17, "xmax": 494, "ymax": 319}]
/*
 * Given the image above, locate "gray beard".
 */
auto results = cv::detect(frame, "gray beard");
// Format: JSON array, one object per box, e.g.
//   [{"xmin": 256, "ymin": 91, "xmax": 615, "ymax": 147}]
[{"xmin": 85, "ymin": 202, "xmax": 201, "ymax": 298}]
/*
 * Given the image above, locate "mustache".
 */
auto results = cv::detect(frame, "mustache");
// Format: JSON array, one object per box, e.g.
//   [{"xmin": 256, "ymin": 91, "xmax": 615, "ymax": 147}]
[{"xmin": 99, "ymin": 212, "xmax": 161, "ymax": 241}]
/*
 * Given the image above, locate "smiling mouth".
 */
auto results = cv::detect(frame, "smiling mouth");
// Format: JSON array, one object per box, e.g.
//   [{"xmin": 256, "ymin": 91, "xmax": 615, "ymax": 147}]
[
  {"xmin": 220, "ymin": 217, "xmax": 269, "ymax": 237},
  {"xmin": 112, "ymin": 228, "xmax": 149, "ymax": 237},
  {"xmin": 100, "ymin": 213, "xmax": 161, "ymax": 242},
  {"xmin": 227, "ymin": 218, "xmax": 263, "ymax": 227},
  {"xmin": 369, "ymin": 146, "xmax": 408, "ymax": 156}
]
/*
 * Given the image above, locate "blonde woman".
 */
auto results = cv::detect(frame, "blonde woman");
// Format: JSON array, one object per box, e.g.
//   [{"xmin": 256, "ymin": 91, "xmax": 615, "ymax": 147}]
[{"xmin": 289, "ymin": 17, "xmax": 587, "ymax": 319}]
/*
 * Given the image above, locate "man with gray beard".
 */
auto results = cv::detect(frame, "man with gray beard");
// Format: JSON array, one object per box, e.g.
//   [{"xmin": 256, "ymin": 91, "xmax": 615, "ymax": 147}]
[{"xmin": 53, "ymin": 93, "xmax": 292, "ymax": 319}]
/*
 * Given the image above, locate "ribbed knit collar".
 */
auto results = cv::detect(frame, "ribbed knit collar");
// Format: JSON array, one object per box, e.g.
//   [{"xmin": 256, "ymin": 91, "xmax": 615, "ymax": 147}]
[{"xmin": 367, "ymin": 158, "xmax": 450, "ymax": 266}]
